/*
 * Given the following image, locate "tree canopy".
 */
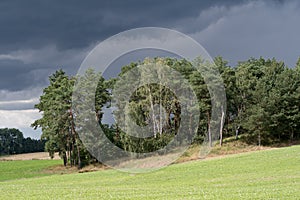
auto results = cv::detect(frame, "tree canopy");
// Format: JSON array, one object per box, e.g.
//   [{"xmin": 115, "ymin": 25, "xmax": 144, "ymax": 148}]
[
  {"xmin": 32, "ymin": 56, "xmax": 300, "ymax": 168},
  {"xmin": 0, "ymin": 128, "xmax": 45, "ymax": 155}
]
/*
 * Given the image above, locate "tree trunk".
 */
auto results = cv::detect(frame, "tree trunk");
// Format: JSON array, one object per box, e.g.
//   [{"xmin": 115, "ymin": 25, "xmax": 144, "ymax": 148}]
[
  {"xmin": 235, "ymin": 107, "xmax": 242, "ymax": 140},
  {"xmin": 219, "ymin": 106, "xmax": 225, "ymax": 146},
  {"xmin": 235, "ymin": 125, "xmax": 240, "ymax": 140},
  {"xmin": 207, "ymin": 112, "xmax": 212, "ymax": 147},
  {"xmin": 189, "ymin": 113, "xmax": 193, "ymax": 141},
  {"xmin": 159, "ymin": 104, "xmax": 163, "ymax": 135},
  {"xmin": 290, "ymin": 128, "xmax": 294, "ymax": 142},
  {"xmin": 258, "ymin": 131, "xmax": 261, "ymax": 148},
  {"xmin": 77, "ymin": 143, "xmax": 81, "ymax": 169},
  {"xmin": 67, "ymin": 144, "xmax": 71, "ymax": 166},
  {"xmin": 166, "ymin": 111, "xmax": 171, "ymax": 131},
  {"xmin": 174, "ymin": 113, "xmax": 180, "ymax": 134},
  {"xmin": 148, "ymin": 87, "xmax": 157, "ymax": 138},
  {"xmin": 71, "ymin": 142, "xmax": 74, "ymax": 167},
  {"xmin": 159, "ymin": 83, "xmax": 163, "ymax": 136},
  {"xmin": 63, "ymin": 151, "xmax": 67, "ymax": 166}
]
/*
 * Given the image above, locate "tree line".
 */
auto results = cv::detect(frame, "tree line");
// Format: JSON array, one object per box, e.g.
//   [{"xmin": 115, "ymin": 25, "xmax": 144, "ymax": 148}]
[
  {"xmin": 0, "ymin": 128, "xmax": 45, "ymax": 155},
  {"xmin": 32, "ymin": 56, "xmax": 300, "ymax": 168}
]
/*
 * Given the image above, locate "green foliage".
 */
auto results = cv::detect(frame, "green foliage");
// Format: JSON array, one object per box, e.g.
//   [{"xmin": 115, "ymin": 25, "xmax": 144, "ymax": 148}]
[
  {"xmin": 32, "ymin": 70, "xmax": 78, "ymax": 166},
  {"xmin": 32, "ymin": 69, "xmax": 111, "ymax": 168},
  {"xmin": 32, "ymin": 56, "xmax": 300, "ymax": 167},
  {"xmin": 111, "ymin": 58, "xmax": 203, "ymax": 153},
  {"xmin": 0, "ymin": 128, "xmax": 23, "ymax": 155},
  {"xmin": 233, "ymin": 58, "xmax": 300, "ymax": 144},
  {"xmin": 0, "ymin": 128, "xmax": 45, "ymax": 155}
]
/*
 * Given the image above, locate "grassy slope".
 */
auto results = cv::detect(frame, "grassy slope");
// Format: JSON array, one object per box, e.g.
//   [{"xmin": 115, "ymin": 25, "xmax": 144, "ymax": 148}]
[
  {"xmin": 0, "ymin": 145, "xmax": 299, "ymax": 199},
  {"xmin": 0, "ymin": 159, "xmax": 61, "ymax": 181}
]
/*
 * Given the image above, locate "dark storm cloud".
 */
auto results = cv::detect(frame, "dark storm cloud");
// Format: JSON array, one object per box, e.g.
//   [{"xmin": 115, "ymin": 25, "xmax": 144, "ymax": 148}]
[
  {"xmin": 0, "ymin": 0, "xmax": 244, "ymax": 92},
  {"xmin": 0, "ymin": 0, "xmax": 297, "ymax": 93},
  {"xmin": 0, "ymin": 44, "xmax": 88, "ymax": 92},
  {"xmin": 192, "ymin": 0, "xmax": 300, "ymax": 67},
  {"xmin": 0, "ymin": 59, "xmax": 48, "ymax": 91},
  {"xmin": 0, "ymin": 0, "xmax": 243, "ymax": 52}
]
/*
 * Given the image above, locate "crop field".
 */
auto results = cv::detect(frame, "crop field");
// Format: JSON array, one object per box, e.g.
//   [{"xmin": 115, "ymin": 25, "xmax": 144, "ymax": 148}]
[
  {"xmin": 0, "ymin": 145, "xmax": 299, "ymax": 199},
  {"xmin": 0, "ymin": 159, "xmax": 61, "ymax": 181}
]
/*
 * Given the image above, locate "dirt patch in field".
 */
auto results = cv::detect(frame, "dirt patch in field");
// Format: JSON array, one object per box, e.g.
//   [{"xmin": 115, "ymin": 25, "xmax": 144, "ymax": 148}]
[
  {"xmin": 175, "ymin": 140, "xmax": 274, "ymax": 163},
  {"xmin": 42, "ymin": 162, "xmax": 109, "ymax": 175},
  {"xmin": 42, "ymin": 164, "xmax": 79, "ymax": 174},
  {"xmin": 78, "ymin": 163, "xmax": 110, "ymax": 173},
  {"xmin": 0, "ymin": 152, "xmax": 60, "ymax": 161}
]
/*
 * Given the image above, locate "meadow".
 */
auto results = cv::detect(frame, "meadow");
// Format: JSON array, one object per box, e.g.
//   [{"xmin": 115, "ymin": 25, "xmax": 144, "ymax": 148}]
[
  {"xmin": 0, "ymin": 145, "xmax": 299, "ymax": 199},
  {"xmin": 0, "ymin": 159, "xmax": 61, "ymax": 181}
]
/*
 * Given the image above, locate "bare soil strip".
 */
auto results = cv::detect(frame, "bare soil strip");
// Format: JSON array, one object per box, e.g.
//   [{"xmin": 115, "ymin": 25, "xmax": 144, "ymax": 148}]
[{"xmin": 0, "ymin": 152, "xmax": 60, "ymax": 161}]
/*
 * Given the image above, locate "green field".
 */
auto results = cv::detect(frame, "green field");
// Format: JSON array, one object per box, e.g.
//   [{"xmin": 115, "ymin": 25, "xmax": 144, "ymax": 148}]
[
  {"xmin": 0, "ymin": 159, "xmax": 61, "ymax": 181},
  {"xmin": 0, "ymin": 146, "xmax": 299, "ymax": 199}
]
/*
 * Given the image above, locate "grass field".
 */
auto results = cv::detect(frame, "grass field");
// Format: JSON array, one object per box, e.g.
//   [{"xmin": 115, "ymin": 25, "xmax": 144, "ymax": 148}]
[
  {"xmin": 0, "ymin": 159, "xmax": 61, "ymax": 181},
  {"xmin": 0, "ymin": 145, "xmax": 299, "ymax": 199}
]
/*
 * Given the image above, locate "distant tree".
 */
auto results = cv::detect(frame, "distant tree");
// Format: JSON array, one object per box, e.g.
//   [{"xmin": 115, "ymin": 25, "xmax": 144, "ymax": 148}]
[
  {"xmin": 0, "ymin": 128, "xmax": 45, "ymax": 155},
  {"xmin": 0, "ymin": 128, "xmax": 23, "ymax": 155}
]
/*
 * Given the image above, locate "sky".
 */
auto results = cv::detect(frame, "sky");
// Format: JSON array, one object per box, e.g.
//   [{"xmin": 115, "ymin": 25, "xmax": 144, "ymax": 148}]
[{"xmin": 0, "ymin": 0, "xmax": 300, "ymax": 139}]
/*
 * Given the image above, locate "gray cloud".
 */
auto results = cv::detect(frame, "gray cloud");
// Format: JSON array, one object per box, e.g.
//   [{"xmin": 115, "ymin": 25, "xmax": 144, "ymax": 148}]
[
  {"xmin": 189, "ymin": 0, "xmax": 300, "ymax": 67},
  {"xmin": 0, "ymin": 59, "xmax": 48, "ymax": 91},
  {"xmin": 0, "ymin": 45, "xmax": 90, "ymax": 91},
  {"xmin": 0, "ymin": 109, "xmax": 41, "ymax": 139},
  {"xmin": 0, "ymin": 87, "xmax": 41, "ymax": 101},
  {"xmin": 0, "ymin": 0, "xmax": 242, "ymax": 52},
  {"xmin": 0, "ymin": 98, "xmax": 39, "ymax": 110},
  {"xmin": 0, "ymin": 0, "xmax": 243, "ymax": 93}
]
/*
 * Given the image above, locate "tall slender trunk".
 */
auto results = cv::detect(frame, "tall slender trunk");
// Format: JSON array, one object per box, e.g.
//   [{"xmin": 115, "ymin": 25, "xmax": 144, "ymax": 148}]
[
  {"xmin": 207, "ymin": 112, "xmax": 212, "ymax": 147},
  {"xmin": 189, "ymin": 113, "xmax": 193, "ymax": 142},
  {"xmin": 290, "ymin": 128, "xmax": 294, "ymax": 142},
  {"xmin": 67, "ymin": 143, "xmax": 71, "ymax": 166},
  {"xmin": 235, "ymin": 107, "xmax": 242, "ymax": 140},
  {"xmin": 166, "ymin": 111, "xmax": 171, "ymax": 130},
  {"xmin": 174, "ymin": 114, "xmax": 179, "ymax": 134},
  {"xmin": 68, "ymin": 130, "xmax": 72, "ymax": 166},
  {"xmin": 71, "ymin": 142, "xmax": 74, "ymax": 167},
  {"xmin": 235, "ymin": 125, "xmax": 240, "ymax": 140},
  {"xmin": 159, "ymin": 104, "xmax": 163, "ymax": 135},
  {"xmin": 77, "ymin": 142, "xmax": 81, "ymax": 169},
  {"xmin": 174, "ymin": 101, "xmax": 181, "ymax": 134},
  {"xmin": 148, "ymin": 87, "xmax": 157, "ymax": 138},
  {"xmin": 63, "ymin": 151, "xmax": 67, "ymax": 166},
  {"xmin": 258, "ymin": 130, "xmax": 261, "ymax": 148},
  {"xmin": 219, "ymin": 106, "xmax": 225, "ymax": 146},
  {"xmin": 159, "ymin": 83, "xmax": 163, "ymax": 136},
  {"xmin": 69, "ymin": 109, "xmax": 81, "ymax": 168}
]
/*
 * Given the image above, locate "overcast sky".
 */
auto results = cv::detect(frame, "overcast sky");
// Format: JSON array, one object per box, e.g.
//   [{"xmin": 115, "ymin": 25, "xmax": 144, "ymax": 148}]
[{"xmin": 0, "ymin": 0, "xmax": 300, "ymax": 138}]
